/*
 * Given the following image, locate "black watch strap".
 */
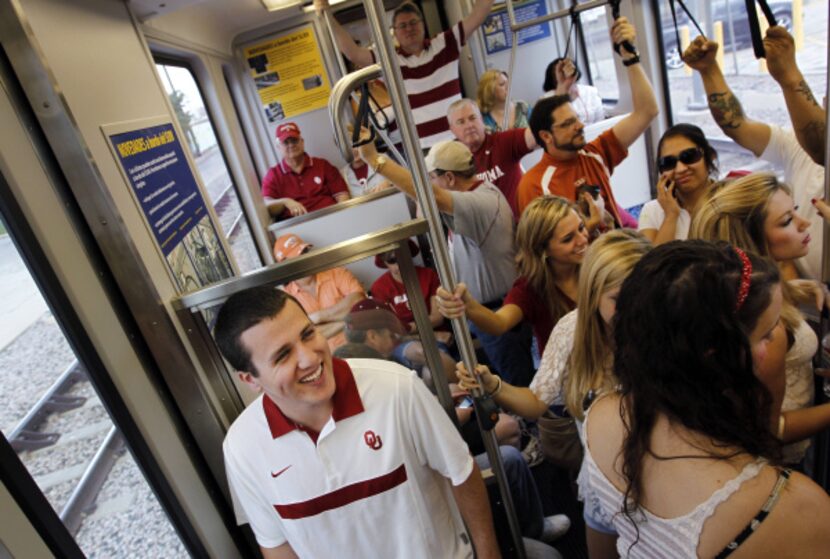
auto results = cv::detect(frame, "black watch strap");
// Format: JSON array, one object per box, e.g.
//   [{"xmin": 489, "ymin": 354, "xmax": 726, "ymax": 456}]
[{"xmin": 622, "ymin": 54, "xmax": 641, "ymax": 66}]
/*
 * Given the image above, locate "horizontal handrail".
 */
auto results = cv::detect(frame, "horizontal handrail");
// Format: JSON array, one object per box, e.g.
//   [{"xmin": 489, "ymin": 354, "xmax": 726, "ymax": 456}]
[
  {"xmin": 173, "ymin": 219, "xmax": 428, "ymax": 311},
  {"xmin": 506, "ymin": 0, "xmax": 610, "ymax": 33},
  {"xmin": 266, "ymin": 187, "xmax": 400, "ymax": 233}
]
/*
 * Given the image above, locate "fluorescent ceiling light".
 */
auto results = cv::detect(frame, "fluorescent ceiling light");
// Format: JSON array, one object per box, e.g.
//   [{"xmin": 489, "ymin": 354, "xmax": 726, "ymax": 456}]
[
  {"xmin": 261, "ymin": 0, "xmax": 348, "ymax": 11},
  {"xmin": 261, "ymin": 0, "xmax": 301, "ymax": 10}
]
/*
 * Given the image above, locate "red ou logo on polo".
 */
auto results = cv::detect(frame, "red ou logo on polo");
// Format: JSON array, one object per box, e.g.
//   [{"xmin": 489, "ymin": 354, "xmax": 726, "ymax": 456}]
[{"xmin": 364, "ymin": 430, "xmax": 383, "ymax": 450}]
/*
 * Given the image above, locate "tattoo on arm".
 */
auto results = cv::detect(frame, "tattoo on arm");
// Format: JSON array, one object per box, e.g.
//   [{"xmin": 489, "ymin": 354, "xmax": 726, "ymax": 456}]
[
  {"xmin": 795, "ymin": 80, "xmax": 821, "ymax": 107},
  {"xmin": 708, "ymin": 91, "xmax": 745, "ymax": 130},
  {"xmin": 800, "ymin": 120, "xmax": 826, "ymax": 161}
]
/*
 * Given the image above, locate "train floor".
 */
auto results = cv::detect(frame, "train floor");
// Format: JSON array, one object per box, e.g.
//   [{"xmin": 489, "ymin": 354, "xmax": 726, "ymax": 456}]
[{"xmin": 533, "ymin": 461, "xmax": 589, "ymax": 559}]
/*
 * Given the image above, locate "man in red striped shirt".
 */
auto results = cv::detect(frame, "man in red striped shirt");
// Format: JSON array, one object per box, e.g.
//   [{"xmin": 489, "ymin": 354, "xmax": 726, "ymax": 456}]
[{"xmin": 317, "ymin": 0, "xmax": 495, "ymax": 149}]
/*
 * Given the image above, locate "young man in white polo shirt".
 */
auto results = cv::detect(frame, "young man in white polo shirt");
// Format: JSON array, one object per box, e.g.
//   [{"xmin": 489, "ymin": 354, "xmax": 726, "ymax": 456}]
[{"xmin": 214, "ymin": 286, "xmax": 501, "ymax": 559}]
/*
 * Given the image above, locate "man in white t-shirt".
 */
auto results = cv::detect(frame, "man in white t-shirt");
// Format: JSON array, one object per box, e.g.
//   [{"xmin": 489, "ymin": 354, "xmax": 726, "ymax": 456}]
[
  {"xmin": 213, "ymin": 286, "xmax": 501, "ymax": 559},
  {"xmin": 685, "ymin": 35, "xmax": 824, "ymax": 278}
]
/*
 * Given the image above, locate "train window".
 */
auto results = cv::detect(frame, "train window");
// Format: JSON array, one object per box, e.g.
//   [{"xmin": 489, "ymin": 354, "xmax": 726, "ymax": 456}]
[
  {"xmin": 155, "ymin": 62, "xmax": 262, "ymax": 273},
  {"xmin": 655, "ymin": 0, "xmax": 828, "ymax": 174},
  {"xmin": 0, "ymin": 234, "xmax": 187, "ymax": 556},
  {"xmin": 579, "ymin": 4, "xmax": 620, "ymax": 101}
]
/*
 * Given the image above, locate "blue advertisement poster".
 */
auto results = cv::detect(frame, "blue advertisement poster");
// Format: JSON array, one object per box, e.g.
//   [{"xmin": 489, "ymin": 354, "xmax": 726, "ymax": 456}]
[
  {"xmin": 109, "ymin": 122, "xmax": 233, "ymax": 292},
  {"xmin": 482, "ymin": 0, "xmax": 551, "ymax": 55}
]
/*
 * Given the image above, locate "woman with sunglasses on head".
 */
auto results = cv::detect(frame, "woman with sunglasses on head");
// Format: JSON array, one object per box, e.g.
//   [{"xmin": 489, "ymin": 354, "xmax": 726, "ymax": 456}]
[
  {"xmin": 582, "ymin": 240, "xmax": 830, "ymax": 558},
  {"xmin": 437, "ymin": 196, "xmax": 588, "ymax": 386},
  {"xmin": 691, "ymin": 172, "xmax": 830, "ymax": 466},
  {"xmin": 457, "ymin": 230, "xmax": 652, "ymax": 559},
  {"xmin": 639, "ymin": 124, "xmax": 719, "ymax": 246}
]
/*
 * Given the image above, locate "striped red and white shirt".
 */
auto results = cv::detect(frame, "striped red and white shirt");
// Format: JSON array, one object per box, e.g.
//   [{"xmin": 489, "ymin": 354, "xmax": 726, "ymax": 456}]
[{"xmin": 379, "ymin": 23, "xmax": 465, "ymax": 149}]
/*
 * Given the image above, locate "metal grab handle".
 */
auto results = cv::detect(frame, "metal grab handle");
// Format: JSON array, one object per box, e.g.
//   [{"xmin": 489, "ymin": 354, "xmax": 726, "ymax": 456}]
[{"xmin": 328, "ymin": 64, "xmax": 383, "ymax": 163}]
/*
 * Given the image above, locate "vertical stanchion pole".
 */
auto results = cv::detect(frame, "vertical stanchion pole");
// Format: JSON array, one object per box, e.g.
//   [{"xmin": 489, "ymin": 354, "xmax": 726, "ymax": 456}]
[
  {"xmin": 361, "ymin": 0, "xmax": 526, "ymax": 555},
  {"xmin": 823, "ymin": 6, "xmax": 830, "ymax": 282},
  {"xmin": 503, "ymin": 0, "xmax": 519, "ymax": 132}
]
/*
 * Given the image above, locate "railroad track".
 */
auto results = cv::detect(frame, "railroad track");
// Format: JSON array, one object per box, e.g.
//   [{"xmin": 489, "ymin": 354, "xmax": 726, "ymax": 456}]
[{"xmin": 9, "ymin": 360, "xmax": 127, "ymax": 535}]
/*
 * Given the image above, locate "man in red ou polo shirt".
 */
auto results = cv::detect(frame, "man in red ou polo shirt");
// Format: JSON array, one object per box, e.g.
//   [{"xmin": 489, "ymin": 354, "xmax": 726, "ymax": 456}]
[{"xmin": 261, "ymin": 122, "xmax": 350, "ymax": 220}]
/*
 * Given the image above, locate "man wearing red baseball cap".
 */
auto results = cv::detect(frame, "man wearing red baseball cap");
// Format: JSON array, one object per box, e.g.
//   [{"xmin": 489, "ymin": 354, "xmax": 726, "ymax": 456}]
[{"xmin": 262, "ymin": 122, "xmax": 350, "ymax": 219}]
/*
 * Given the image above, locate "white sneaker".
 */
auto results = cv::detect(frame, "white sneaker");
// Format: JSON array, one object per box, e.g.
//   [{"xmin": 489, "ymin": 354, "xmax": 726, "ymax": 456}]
[{"xmin": 540, "ymin": 514, "xmax": 570, "ymax": 543}]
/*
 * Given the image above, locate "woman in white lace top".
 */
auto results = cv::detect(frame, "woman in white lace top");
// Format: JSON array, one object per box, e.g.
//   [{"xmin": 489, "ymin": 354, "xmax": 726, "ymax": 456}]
[{"xmin": 585, "ymin": 241, "xmax": 830, "ymax": 558}]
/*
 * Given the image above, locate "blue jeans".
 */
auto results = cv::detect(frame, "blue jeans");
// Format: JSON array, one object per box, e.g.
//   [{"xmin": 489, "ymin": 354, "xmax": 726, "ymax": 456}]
[
  {"xmin": 475, "ymin": 446, "xmax": 544, "ymax": 539},
  {"xmin": 469, "ymin": 319, "xmax": 535, "ymax": 387}
]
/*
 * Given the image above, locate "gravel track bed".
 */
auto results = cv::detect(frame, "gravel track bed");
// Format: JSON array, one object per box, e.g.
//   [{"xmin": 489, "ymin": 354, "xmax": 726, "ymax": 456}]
[
  {"xmin": 4, "ymin": 312, "xmax": 189, "ymax": 555},
  {"xmin": 41, "ymin": 397, "xmax": 109, "ymax": 435},
  {"xmin": 0, "ymin": 314, "xmax": 75, "ymax": 434},
  {"xmin": 21, "ymin": 429, "xmax": 109, "ymax": 478},
  {"xmin": 78, "ymin": 453, "xmax": 189, "ymax": 558}
]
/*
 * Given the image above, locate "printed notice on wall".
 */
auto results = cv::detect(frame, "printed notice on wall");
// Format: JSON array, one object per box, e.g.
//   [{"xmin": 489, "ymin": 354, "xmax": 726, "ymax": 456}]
[
  {"xmin": 483, "ymin": 0, "xmax": 551, "ymax": 55},
  {"xmin": 107, "ymin": 122, "xmax": 233, "ymax": 293},
  {"xmin": 244, "ymin": 25, "xmax": 331, "ymax": 122}
]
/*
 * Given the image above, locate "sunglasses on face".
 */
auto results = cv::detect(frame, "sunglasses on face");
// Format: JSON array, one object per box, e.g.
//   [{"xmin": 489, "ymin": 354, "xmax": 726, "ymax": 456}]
[
  {"xmin": 657, "ymin": 147, "xmax": 703, "ymax": 173},
  {"xmin": 384, "ymin": 255, "xmax": 397, "ymax": 265}
]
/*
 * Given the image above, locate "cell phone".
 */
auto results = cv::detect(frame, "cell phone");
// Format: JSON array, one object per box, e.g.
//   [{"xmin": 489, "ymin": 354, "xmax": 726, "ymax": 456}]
[
  {"xmin": 458, "ymin": 396, "xmax": 474, "ymax": 409},
  {"xmin": 665, "ymin": 178, "xmax": 677, "ymax": 198},
  {"xmin": 576, "ymin": 184, "xmax": 601, "ymax": 199}
]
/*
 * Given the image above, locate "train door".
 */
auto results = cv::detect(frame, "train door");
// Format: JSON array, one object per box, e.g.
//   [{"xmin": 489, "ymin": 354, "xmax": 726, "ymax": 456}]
[
  {"xmin": 0, "ymin": 57, "xmax": 238, "ymax": 557},
  {"xmin": 1, "ymin": 0, "xmax": 253, "ymax": 555}
]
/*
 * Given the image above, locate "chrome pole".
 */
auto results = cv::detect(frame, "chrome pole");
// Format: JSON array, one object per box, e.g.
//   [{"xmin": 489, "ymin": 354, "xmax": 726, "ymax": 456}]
[
  {"xmin": 362, "ymin": 0, "xmax": 526, "ymax": 555},
  {"xmin": 323, "ymin": 9, "xmax": 350, "ymax": 77},
  {"xmin": 823, "ymin": 17, "xmax": 830, "ymax": 283},
  {"xmin": 503, "ymin": 29, "xmax": 518, "ymax": 131}
]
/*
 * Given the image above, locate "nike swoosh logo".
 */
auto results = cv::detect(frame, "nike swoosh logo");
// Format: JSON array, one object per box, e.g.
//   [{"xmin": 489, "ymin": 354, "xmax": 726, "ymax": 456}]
[{"xmin": 271, "ymin": 465, "xmax": 292, "ymax": 478}]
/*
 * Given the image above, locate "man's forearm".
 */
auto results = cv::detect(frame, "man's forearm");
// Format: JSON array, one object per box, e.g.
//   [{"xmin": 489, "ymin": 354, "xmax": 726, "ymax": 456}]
[
  {"xmin": 325, "ymin": 10, "xmax": 372, "ymax": 67},
  {"xmin": 627, "ymin": 63, "xmax": 658, "ymax": 120},
  {"xmin": 779, "ymin": 75, "xmax": 826, "ymax": 165},
  {"xmin": 699, "ymin": 66, "xmax": 770, "ymax": 156},
  {"xmin": 451, "ymin": 463, "xmax": 501, "ymax": 559},
  {"xmin": 264, "ymin": 197, "xmax": 286, "ymax": 216},
  {"xmin": 314, "ymin": 292, "xmax": 364, "ymax": 324},
  {"xmin": 375, "ymin": 159, "xmax": 454, "ymax": 213},
  {"xmin": 700, "ymin": 66, "xmax": 745, "ymax": 131}
]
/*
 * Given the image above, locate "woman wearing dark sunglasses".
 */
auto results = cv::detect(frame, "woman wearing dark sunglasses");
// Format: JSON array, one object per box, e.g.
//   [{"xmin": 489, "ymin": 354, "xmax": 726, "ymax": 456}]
[{"xmin": 638, "ymin": 124, "xmax": 718, "ymax": 245}]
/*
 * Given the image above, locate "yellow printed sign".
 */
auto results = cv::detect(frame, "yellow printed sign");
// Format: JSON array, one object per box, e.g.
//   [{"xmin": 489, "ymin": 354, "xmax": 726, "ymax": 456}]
[{"xmin": 244, "ymin": 26, "xmax": 331, "ymax": 121}]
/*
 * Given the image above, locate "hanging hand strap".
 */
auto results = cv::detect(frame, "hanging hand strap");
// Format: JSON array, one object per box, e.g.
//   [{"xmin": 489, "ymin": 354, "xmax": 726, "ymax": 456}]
[
  {"xmin": 666, "ymin": 0, "xmax": 708, "ymax": 61},
  {"xmin": 746, "ymin": 0, "xmax": 778, "ymax": 59},
  {"xmin": 562, "ymin": 3, "xmax": 580, "ymax": 70},
  {"xmin": 351, "ymin": 82, "xmax": 393, "ymax": 148},
  {"xmin": 609, "ymin": 0, "xmax": 637, "ymax": 56},
  {"xmin": 351, "ymin": 83, "xmax": 377, "ymax": 147}
]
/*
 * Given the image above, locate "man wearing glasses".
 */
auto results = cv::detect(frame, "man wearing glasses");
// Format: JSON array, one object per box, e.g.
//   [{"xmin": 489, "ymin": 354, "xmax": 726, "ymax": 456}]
[
  {"xmin": 516, "ymin": 16, "xmax": 658, "ymax": 227},
  {"xmin": 316, "ymin": 0, "xmax": 495, "ymax": 149}
]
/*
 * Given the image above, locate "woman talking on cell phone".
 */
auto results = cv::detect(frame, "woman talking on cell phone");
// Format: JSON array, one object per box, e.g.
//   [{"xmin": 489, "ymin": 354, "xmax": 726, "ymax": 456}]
[{"xmin": 638, "ymin": 124, "xmax": 719, "ymax": 245}]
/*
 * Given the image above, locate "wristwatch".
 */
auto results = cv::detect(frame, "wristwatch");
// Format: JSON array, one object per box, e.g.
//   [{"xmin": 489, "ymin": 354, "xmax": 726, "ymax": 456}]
[{"xmin": 371, "ymin": 154, "xmax": 388, "ymax": 173}]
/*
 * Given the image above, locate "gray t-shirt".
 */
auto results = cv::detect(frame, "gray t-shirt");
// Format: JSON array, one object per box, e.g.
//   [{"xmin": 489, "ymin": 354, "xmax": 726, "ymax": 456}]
[{"xmin": 443, "ymin": 181, "xmax": 516, "ymax": 304}]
